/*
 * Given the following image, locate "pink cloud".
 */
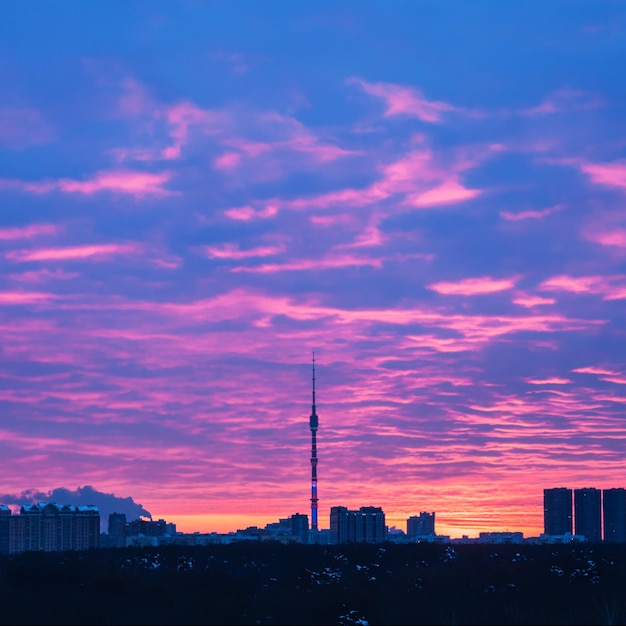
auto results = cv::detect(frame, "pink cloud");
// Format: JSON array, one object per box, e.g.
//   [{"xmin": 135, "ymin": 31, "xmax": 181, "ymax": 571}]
[
  {"xmin": 585, "ymin": 229, "xmax": 626, "ymax": 248},
  {"xmin": 0, "ymin": 224, "xmax": 59, "ymax": 240},
  {"xmin": 404, "ymin": 334, "xmax": 484, "ymax": 353},
  {"xmin": 288, "ymin": 185, "xmax": 390, "ymax": 210},
  {"xmin": 524, "ymin": 101, "xmax": 559, "ymax": 116},
  {"xmin": 428, "ymin": 276, "xmax": 519, "ymax": 296},
  {"xmin": 231, "ymin": 254, "xmax": 384, "ymax": 273},
  {"xmin": 0, "ymin": 290, "xmax": 58, "ymax": 305},
  {"xmin": 349, "ymin": 77, "xmax": 456, "ymax": 122},
  {"xmin": 288, "ymin": 138, "xmax": 357, "ymax": 162},
  {"xmin": 223, "ymin": 205, "xmax": 278, "ymax": 221},
  {"xmin": 204, "ymin": 243, "xmax": 285, "ymax": 260},
  {"xmin": 213, "ymin": 152, "xmax": 243, "ymax": 170},
  {"xmin": 512, "ymin": 293, "xmax": 556, "ymax": 308},
  {"xmin": 118, "ymin": 78, "xmax": 153, "ymax": 117},
  {"xmin": 408, "ymin": 180, "xmax": 481, "ymax": 208},
  {"xmin": 377, "ymin": 146, "xmax": 441, "ymax": 193},
  {"xmin": 335, "ymin": 225, "xmax": 385, "ymax": 249},
  {"xmin": 109, "ymin": 147, "xmax": 167, "ymax": 163},
  {"xmin": 0, "ymin": 170, "xmax": 174, "ymax": 197},
  {"xmin": 152, "ymin": 255, "xmax": 183, "ymax": 269},
  {"xmin": 116, "ymin": 80, "xmax": 228, "ymax": 162},
  {"xmin": 0, "ymin": 107, "xmax": 54, "ymax": 149},
  {"xmin": 224, "ymin": 185, "xmax": 390, "ymax": 221},
  {"xmin": 600, "ymin": 376, "xmax": 626, "ymax": 385},
  {"xmin": 213, "ymin": 114, "xmax": 361, "ymax": 174},
  {"xmin": 163, "ymin": 101, "xmax": 226, "ymax": 159},
  {"xmin": 539, "ymin": 274, "xmax": 616, "ymax": 294},
  {"xmin": 580, "ymin": 160, "xmax": 626, "ymax": 190},
  {"xmin": 521, "ymin": 89, "xmax": 603, "ymax": 117},
  {"xmin": 6, "ymin": 243, "xmax": 140, "ymax": 263},
  {"xmin": 526, "ymin": 377, "xmax": 572, "ymax": 385},
  {"xmin": 9, "ymin": 269, "xmax": 79, "ymax": 283},
  {"xmin": 225, "ymin": 141, "xmax": 487, "ymax": 218},
  {"xmin": 309, "ymin": 214, "xmax": 354, "ymax": 227},
  {"xmin": 257, "ymin": 111, "xmax": 361, "ymax": 162},
  {"xmin": 539, "ymin": 274, "xmax": 626, "ymax": 301},
  {"xmin": 240, "ymin": 148, "xmax": 431, "ymax": 213},
  {"xmin": 501, "ymin": 204, "xmax": 563, "ymax": 221},
  {"xmin": 223, "ymin": 138, "xmax": 273, "ymax": 158},
  {"xmin": 603, "ymin": 287, "xmax": 626, "ymax": 301},
  {"xmin": 572, "ymin": 366, "xmax": 621, "ymax": 376},
  {"xmin": 539, "ymin": 274, "xmax": 603, "ymax": 293},
  {"xmin": 49, "ymin": 288, "xmax": 601, "ymax": 350}
]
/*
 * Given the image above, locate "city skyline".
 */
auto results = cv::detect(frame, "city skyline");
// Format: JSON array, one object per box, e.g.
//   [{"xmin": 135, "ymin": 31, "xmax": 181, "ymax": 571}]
[
  {"xmin": 1, "ymin": 2, "xmax": 626, "ymax": 539},
  {"xmin": 6, "ymin": 485, "xmax": 626, "ymax": 551}
]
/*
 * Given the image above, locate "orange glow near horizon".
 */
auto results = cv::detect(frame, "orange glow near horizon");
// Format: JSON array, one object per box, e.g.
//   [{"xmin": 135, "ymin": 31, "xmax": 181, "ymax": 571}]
[{"xmin": 157, "ymin": 513, "xmax": 547, "ymax": 539}]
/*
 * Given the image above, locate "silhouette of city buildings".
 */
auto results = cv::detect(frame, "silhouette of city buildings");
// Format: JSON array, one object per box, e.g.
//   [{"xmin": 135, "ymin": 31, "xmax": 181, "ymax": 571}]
[
  {"xmin": 407, "ymin": 512, "xmax": 435, "ymax": 537},
  {"xmin": 544, "ymin": 488, "xmax": 573, "ymax": 535},
  {"xmin": 574, "ymin": 487, "xmax": 602, "ymax": 542},
  {"xmin": 266, "ymin": 512, "xmax": 309, "ymax": 544},
  {"xmin": 3, "ymin": 486, "xmax": 626, "ymax": 551},
  {"xmin": 603, "ymin": 488, "xmax": 626, "ymax": 543},
  {"xmin": 329, "ymin": 506, "xmax": 386, "ymax": 544},
  {"xmin": 106, "ymin": 512, "xmax": 127, "ymax": 548},
  {"xmin": 542, "ymin": 487, "xmax": 626, "ymax": 543},
  {"xmin": 100, "ymin": 513, "xmax": 177, "ymax": 548},
  {"xmin": 0, "ymin": 503, "xmax": 99, "ymax": 553}
]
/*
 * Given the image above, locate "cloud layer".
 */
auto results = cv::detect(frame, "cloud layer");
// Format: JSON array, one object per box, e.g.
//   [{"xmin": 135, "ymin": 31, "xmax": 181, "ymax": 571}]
[{"xmin": 1, "ymin": 2, "xmax": 625, "ymax": 538}]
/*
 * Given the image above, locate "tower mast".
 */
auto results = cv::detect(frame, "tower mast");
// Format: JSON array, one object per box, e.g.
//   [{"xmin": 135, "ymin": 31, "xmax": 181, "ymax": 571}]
[{"xmin": 310, "ymin": 352, "xmax": 319, "ymax": 531}]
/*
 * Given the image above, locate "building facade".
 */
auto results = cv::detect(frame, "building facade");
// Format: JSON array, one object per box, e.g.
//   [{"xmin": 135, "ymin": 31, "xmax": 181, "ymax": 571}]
[
  {"xmin": 0, "ymin": 503, "xmax": 99, "ymax": 553},
  {"xmin": 603, "ymin": 488, "xmax": 626, "ymax": 543},
  {"xmin": 544, "ymin": 487, "xmax": 573, "ymax": 535},
  {"xmin": 0, "ymin": 505, "xmax": 10, "ymax": 553},
  {"xmin": 126, "ymin": 517, "xmax": 176, "ymax": 538},
  {"xmin": 330, "ymin": 506, "xmax": 386, "ymax": 544},
  {"xmin": 574, "ymin": 488, "xmax": 602, "ymax": 542},
  {"xmin": 102, "ymin": 514, "xmax": 178, "ymax": 548},
  {"xmin": 407, "ymin": 512, "xmax": 435, "ymax": 537},
  {"xmin": 106, "ymin": 512, "xmax": 127, "ymax": 548},
  {"xmin": 264, "ymin": 513, "xmax": 309, "ymax": 543}
]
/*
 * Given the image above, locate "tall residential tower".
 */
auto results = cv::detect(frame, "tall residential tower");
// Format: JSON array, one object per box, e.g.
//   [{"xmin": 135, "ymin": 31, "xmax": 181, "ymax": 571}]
[
  {"xmin": 544, "ymin": 487, "xmax": 573, "ymax": 535},
  {"xmin": 603, "ymin": 488, "xmax": 626, "ymax": 543},
  {"xmin": 574, "ymin": 487, "xmax": 602, "ymax": 542},
  {"xmin": 309, "ymin": 353, "xmax": 319, "ymax": 531}
]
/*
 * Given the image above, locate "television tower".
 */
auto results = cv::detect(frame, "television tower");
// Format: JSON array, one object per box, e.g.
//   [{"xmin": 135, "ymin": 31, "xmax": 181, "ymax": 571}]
[{"xmin": 310, "ymin": 352, "xmax": 319, "ymax": 531}]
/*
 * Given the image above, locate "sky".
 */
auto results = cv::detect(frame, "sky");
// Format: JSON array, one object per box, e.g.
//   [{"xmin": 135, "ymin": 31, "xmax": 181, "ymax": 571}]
[{"xmin": 1, "ymin": 1, "xmax": 626, "ymax": 538}]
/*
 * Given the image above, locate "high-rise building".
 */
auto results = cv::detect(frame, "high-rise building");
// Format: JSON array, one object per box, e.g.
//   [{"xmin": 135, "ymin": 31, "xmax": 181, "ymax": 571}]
[
  {"xmin": 330, "ymin": 506, "xmax": 350, "ymax": 544},
  {"xmin": 330, "ymin": 506, "xmax": 386, "ymax": 544},
  {"xmin": 574, "ymin": 488, "xmax": 601, "ymax": 542},
  {"xmin": 263, "ymin": 513, "xmax": 309, "ymax": 543},
  {"xmin": 603, "ymin": 488, "xmax": 626, "ymax": 543},
  {"xmin": 544, "ymin": 487, "xmax": 572, "ymax": 535},
  {"xmin": 290, "ymin": 513, "xmax": 309, "ymax": 544},
  {"xmin": 108, "ymin": 512, "xmax": 127, "ymax": 548},
  {"xmin": 356, "ymin": 506, "xmax": 386, "ymax": 543},
  {"xmin": 407, "ymin": 512, "xmax": 435, "ymax": 537},
  {"xmin": 0, "ymin": 505, "xmax": 10, "ymax": 554},
  {"xmin": 1, "ymin": 502, "xmax": 100, "ymax": 553}
]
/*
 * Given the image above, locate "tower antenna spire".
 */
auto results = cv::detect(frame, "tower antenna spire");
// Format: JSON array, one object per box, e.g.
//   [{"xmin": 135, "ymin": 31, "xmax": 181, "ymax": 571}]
[{"xmin": 312, "ymin": 351, "xmax": 316, "ymax": 410}]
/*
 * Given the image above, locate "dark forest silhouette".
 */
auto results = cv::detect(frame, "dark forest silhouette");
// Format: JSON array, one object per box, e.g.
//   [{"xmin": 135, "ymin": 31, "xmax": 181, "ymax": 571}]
[{"xmin": 1, "ymin": 542, "xmax": 625, "ymax": 625}]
